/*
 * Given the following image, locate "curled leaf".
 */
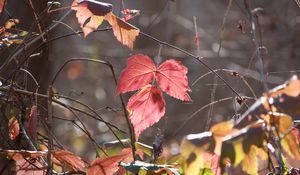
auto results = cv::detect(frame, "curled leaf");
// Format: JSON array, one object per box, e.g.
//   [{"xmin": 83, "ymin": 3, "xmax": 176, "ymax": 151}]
[
  {"xmin": 105, "ymin": 12, "xmax": 139, "ymax": 49},
  {"xmin": 71, "ymin": 0, "xmax": 111, "ymax": 36}
]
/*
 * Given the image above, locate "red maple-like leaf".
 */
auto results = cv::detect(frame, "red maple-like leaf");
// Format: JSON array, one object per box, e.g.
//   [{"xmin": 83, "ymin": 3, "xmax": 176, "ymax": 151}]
[
  {"xmin": 116, "ymin": 54, "xmax": 191, "ymax": 101},
  {"xmin": 116, "ymin": 54, "xmax": 156, "ymax": 95},
  {"xmin": 9, "ymin": 116, "xmax": 20, "ymax": 140},
  {"xmin": 28, "ymin": 105, "xmax": 38, "ymax": 142},
  {"xmin": 52, "ymin": 150, "xmax": 85, "ymax": 171},
  {"xmin": 157, "ymin": 59, "xmax": 192, "ymax": 101},
  {"xmin": 127, "ymin": 85, "xmax": 165, "ymax": 138},
  {"xmin": 104, "ymin": 12, "xmax": 140, "ymax": 50},
  {"xmin": 87, "ymin": 148, "xmax": 133, "ymax": 175}
]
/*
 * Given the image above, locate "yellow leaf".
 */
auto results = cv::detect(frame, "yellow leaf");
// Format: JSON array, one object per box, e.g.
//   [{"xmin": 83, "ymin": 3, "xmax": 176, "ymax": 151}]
[
  {"xmin": 241, "ymin": 145, "xmax": 259, "ymax": 175},
  {"xmin": 232, "ymin": 138, "xmax": 245, "ymax": 167},
  {"xmin": 180, "ymin": 138, "xmax": 208, "ymax": 175}
]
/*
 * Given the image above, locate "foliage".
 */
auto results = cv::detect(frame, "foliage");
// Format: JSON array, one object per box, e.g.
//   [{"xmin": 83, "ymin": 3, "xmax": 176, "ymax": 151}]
[{"xmin": 0, "ymin": 0, "xmax": 299, "ymax": 175}]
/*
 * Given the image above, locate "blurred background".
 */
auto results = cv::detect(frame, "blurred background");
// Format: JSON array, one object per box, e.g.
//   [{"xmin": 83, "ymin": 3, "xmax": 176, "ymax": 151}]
[{"xmin": 1, "ymin": 0, "xmax": 300, "ymax": 168}]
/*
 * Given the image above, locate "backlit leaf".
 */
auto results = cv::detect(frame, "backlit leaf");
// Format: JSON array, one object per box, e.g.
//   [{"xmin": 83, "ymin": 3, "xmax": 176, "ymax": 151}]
[
  {"xmin": 240, "ymin": 145, "xmax": 263, "ymax": 175},
  {"xmin": 116, "ymin": 54, "xmax": 156, "ymax": 95},
  {"xmin": 157, "ymin": 59, "xmax": 192, "ymax": 101},
  {"xmin": 52, "ymin": 150, "xmax": 85, "ymax": 171},
  {"xmin": 180, "ymin": 133, "xmax": 216, "ymax": 175},
  {"xmin": 261, "ymin": 113, "xmax": 293, "ymax": 135},
  {"xmin": 210, "ymin": 121, "xmax": 236, "ymax": 155},
  {"xmin": 104, "ymin": 12, "xmax": 139, "ymax": 49},
  {"xmin": 71, "ymin": 0, "xmax": 111, "ymax": 36},
  {"xmin": 267, "ymin": 75, "xmax": 300, "ymax": 98},
  {"xmin": 281, "ymin": 129, "xmax": 300, "ymax": 159},
  {"xmin": 220, "ymin": 121, "xmax": 265, "ymax": 174},
  {"xmin": 15, "ymin": 158, "xmax": 46, "ymax": 175},
  {"xmin": 87, "ymin": 148, "xmax": 133, "ymax": 175},
  {"xmin": 116, "ymin": 54, "xmax": 192, "ymax": 101},
  {"xmin": 5, "ymin": 19, "xmax": 19, "ymax": 29},
  {"xmin": 127, "ymin": 85, "xmax": 165, "ymax": 138},
  {"xmin": 9, "ymin": 116, "xmax": 20, "ymax": 140}
]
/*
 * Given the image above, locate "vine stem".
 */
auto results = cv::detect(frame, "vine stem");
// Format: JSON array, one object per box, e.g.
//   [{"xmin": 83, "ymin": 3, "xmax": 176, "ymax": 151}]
[
  {"xmin": 47, "ymin": 86, "xmax": 53, "ymax": 175},
  {"xmin": 108, "ymin": 63, "xmax": 137, "ymax": 161}
]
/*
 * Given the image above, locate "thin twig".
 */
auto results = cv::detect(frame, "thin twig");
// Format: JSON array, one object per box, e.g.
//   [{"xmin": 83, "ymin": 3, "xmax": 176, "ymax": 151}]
[
  {"xmin": 139, "ymin": 31, "xmax": 243, "ymax": 101},
  {"xmin": 217, "ymin": 0, "xmax": 233, "ymax": 56},
  {"xmin": 50, "ymin": 58, "xmax": 126, "ymax": 147},
  {"xmin": 0, "ymin": 9, "xmax": 72, "ymax": 73},
  {"xmin": 107, "ymin": 61, "xmax": 137, "ymax": 161}
]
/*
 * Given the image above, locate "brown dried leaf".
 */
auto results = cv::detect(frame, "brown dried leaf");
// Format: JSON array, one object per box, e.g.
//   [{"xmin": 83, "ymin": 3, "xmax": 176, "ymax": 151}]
[
  {"xmin": 105, "ymin": 12, "xmax": 139, "ymax": 49},
  {"xmin": 9, "ymin": 116, "xmax": 20, "ymax": 140},
  {"xmin": 52, "ymin": 150, "xmax": 85, "ymax": 171},
  {"xmin": 267, "ymin": 75, "xmax": 300, "ymax": 98}
]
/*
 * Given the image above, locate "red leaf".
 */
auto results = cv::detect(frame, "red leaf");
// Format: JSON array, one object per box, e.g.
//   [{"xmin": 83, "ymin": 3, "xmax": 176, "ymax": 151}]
[
  {"xmin": 157, "ymin": 59, "xmax": 191, "ymax": 101},
  {"xmin": 0, "ymin": 0, "xmax": 5, "ymax": 15},
  {"xmin": 9, "ymin": 116, "xmax": 20, "ymax": 140},
  {"xmin": 52, "ymin": 150, "xmax": 85, "ymax": 171},
  {"xmin": 15, "ymin": 158, "xmax": 46, "ymax": 175},
  {"xmin": 116, "ymin": 54, "xmax": 192, "ymax": 101},
  {"xmin": 116, "ymin": 54, "xmax": 156, "ymax": 95},
  {"xmin": 87, "ymin": 148, "xmax": 133, "ymax": 175},
  {"xmin": 71, "ymin": 0, "xmax": 111, "ymax": 37},
  {"xmin": 28, "ymin": 105, "xmax": 38, "ymax": 142},
  {"xmin": 127, "ymin": 85, "xmax": 165, "ymax": 138},
  {"xmin": 105, "ymin": 12, "xmax": 140, "ymax": 49}
]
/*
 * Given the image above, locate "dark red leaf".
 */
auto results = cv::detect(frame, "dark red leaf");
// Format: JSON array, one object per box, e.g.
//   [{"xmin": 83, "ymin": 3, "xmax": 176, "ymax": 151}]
[
  {"xmin": 157, "ymin": 59, "xmax": 192, "ymax": 101},
  {"xmin": 52, "ymin": 150, "xmax": 85, "ymax": 171},
  {"xmin": 28, "ymin": 105, "xmax": 38, "ymax": 142},
  {"xmin": 127, "ymin": 85, "xmax": 165, "ymax": 138},
  {"xmin": 116, "ymin": 54, "xmax": 156, "ymax": 95}
]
